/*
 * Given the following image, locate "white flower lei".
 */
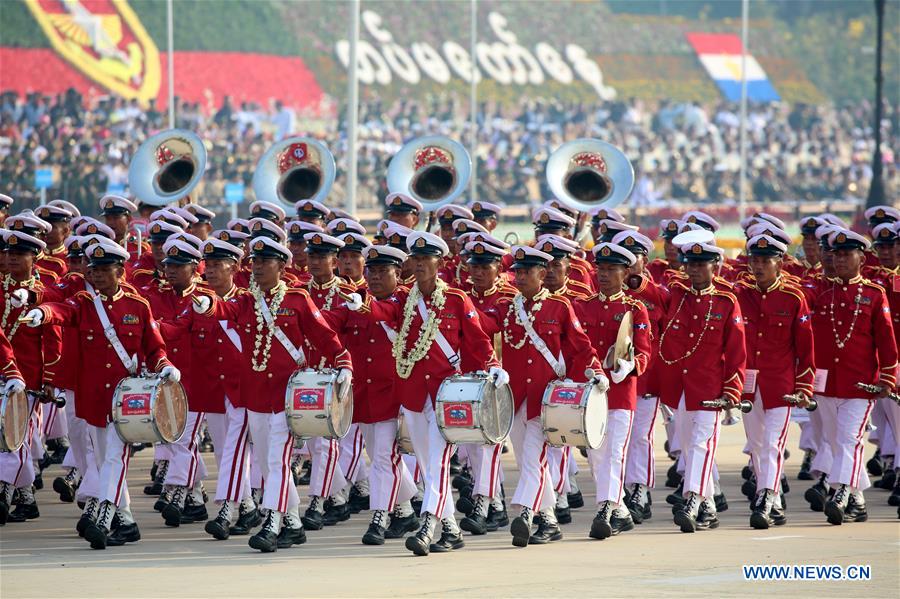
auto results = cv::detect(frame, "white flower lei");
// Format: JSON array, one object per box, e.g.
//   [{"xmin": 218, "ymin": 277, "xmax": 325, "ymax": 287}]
[
  {"xmin": 308, "ymin": 278, "xmax": 339, "ymax": 312},
  {"xmin": 2, "ymin": 274, "xmax": 36, "ymax": 341},
  {"xmin": 248, "ymin": 277, "xmax": 288, "ymax": 372},
  {"xmin": 393, "ymin": 279, "xmax": 448, "ymax": 379},
  {"xmin": 502, "ymin": 288, "xmax": 550, "ymax": 349}
]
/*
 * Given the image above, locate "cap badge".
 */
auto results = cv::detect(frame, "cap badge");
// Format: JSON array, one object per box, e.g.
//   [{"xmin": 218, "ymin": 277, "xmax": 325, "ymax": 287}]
[
  {"xmin": 415, "ymin": 237, "xmax": 426, "ymax": 248},
  {"xmin": 542, "ymin": 241, "xmax": 553, "ymax": 252},
  {"xmin": 601, "ymin": 246, "xmax": 611, "ymax": 256},
  {"xmin": 390, "ymin": 233, "xmax": 401, "ymax": 244},
  {"xmin": 515, "ymin": 249, "xmax": 526, "ymax": 260},
  {"xmin": 151, "ymin": 224, "xmax": 161, "ymax": 234},
  {"xmin": 312, "ymin": 234, "xmax": 323, "ymax": 245},
  {"xmin": 7, "ymin": 236, "xmax": 17, "ymax": 245},
  {"xmin": 391, "ymin": 196, "xmax": 402, "ymax": 206},
  {"xmin": 367, "ymin": 248, "xmax": 378, "ymax": 259},
  {"xmin": 667, "ymin": 221, "xmax": 677, "ymax": 231},
  {"xmin": 87, "ymin": 224, "xmax": 98, "ymax": 233},
  {"xmin": 692, "ymin": 244, "xmax": 703, "ymax": 254},
  {"xmin": 204, "ymin": 244, "xmax": 215, "ymax": 254},
  {"xmin": 336, "ymin": 222, "xmax": 346, "ymax": 232},
  {"xmin": 94, "ymin": 246, "xmax": 104, "ymax": 257},
  {"xmin": 253, "ymin": 240, "xmax": 265, "ymax": 251},
  {"xmin": 624, "ymin": 237, "xmax": 634, "ymax": 246},
  {"xmin": 539, "ymin": 213, "xmax": 550, "ymax": 224},
  {"xmin": 472, "ymin": 202, "xmax": 482, "ymax": 212},
  {"xmin": 168, "ymin": 246, "xmax": 179, "ymax": 256},
  {"xmin": 302, "ymin": 203, "xmax": 313, "ymax": 212},
  {"xmin": 758, "ymin": 238, "xmax": 769, "ymax": 248},
  {"xmin": 876, "ymin": 209, "xmax": 885, "ymax": 218},
  {"xmin": 836, "ymin": 233, "xmax": 847, "ymax": 243},
  {"xmin": 474, "ymin": 244, "xmax": 485, "ymax": 254}
]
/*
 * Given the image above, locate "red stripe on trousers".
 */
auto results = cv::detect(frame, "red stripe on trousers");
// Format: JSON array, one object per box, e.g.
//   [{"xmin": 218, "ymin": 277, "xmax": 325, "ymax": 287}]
[
  {"xmin": 278, "ymin": 434, "xmax": 295, "ymax": 513},
  {"xmin": 555, "ymin": 447, "xmax": 568, "ymax": 494},
  {"xmin": 645, "ymin": 399, "xmax": 659, "ymax": 487},
  {"xmin": 487, "ymin": 443, "xmax": 502, "ymax": 498},
  {"xmin": 850, "ymin": 401, "xmax": 874, "ymax": 488},
  {"xmin": 772, "ymin": 407, "xmax": 792, "ymax": 493},
  {"xmin": 321, "ymin": 440, "xmax": 337, "ymax": 497},
  {"xmin": 532, "ymin": 442, "xmax": 548, "ymax": 511},
  {"xmin": 346, "ymin": 428, "xmax": 363, "ymax": 482},
  {"xmin": 699, "ymin": 415, "xmax": 719, "ymax": 497},
  {"xmin": 387, "ymin": 440, "xmax": 401, "ymax": 510},
  {"xmin": 435, "ymin": 443, "xmax": 453, "ymax": 517},
  {"xmin": 113, "ymin": 439, "xmax": 131, "ymax": 505},
  {"xmin": 185, "ymin": 413, "xmax": 205, "ymax": 488},
  {"xmin": 227, "ymin": 414, "xmax": 249, "ymax": 501}
]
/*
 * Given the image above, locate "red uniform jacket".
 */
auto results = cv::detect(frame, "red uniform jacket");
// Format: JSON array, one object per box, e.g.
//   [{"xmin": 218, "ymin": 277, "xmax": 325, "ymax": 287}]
[
  {"xmin": 864, "ymin": 265, "xmax": 900, "ymax": 351},
  {"xmin": 626, "ymin": 274, "xmax": 670, "ymax": 397},
  {"xmin": 1, "ymin": 277, "xmax": 62, "ymax": 390},
  {"xmin": 808, "ymin": 276, "xmax": 898, "ymax": 398},
  {"xmin": 657, "ymin": 280, "xmax": 747, "ymax": 410},
  {"xmin": 304, "ymin": 277, "xmax": 357, "ymax": 368},
  {"xmin": 576, "ymin": 292, "xmax": 652, "ymax": 411},
  {"xmin": 209, "ymin": 286, "xmax": 352, "ymax": 414},
  {"xmin": 360, "ymin": 285, "xmax": 498, "ymax": 412},
  {"xmin": 325, "ymin": 288, "xmax": 406, "ymax": 424},
  {"xmin": 438, "ymin": 254, "xmax": 464, "ymax": 287},
  {"xmin": 0, "ymin": 328, "xmax": 22, "ymax": 382},
  {"xmin": 568, "ymin": 256, "xmax": 597, "ymax": 293},
  {"xmin": 160, "ymin": 285, "xmax": 244, "ymax": 412},
  {"xmin": 735, "ymin": 277, "xmax": 816, "ymax": 408},
  {"xmin": 480, "ymin": 293, "xmax": 598, "ymax": 419},
  {"xmin": 37, "ymin": 250, "xmax": 68, "ymax": 279},
  {"xmin": 37, "ymin": 288, "xmax": 171, "ymax": 427}
]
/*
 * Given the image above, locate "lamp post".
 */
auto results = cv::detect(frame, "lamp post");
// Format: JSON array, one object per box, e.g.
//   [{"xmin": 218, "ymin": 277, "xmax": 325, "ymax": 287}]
[{"xmin": 866, "ymin": 0, "xmax": 886, "ymax": 207}]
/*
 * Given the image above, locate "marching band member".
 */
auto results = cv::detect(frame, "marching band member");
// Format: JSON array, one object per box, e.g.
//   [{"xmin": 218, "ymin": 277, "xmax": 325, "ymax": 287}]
[
  {"xmin": 647, "ymin": 219, "xmax": 685, "ymax": 285},
  {"xmin": 478, "ymin": 245, "xmax": 599, "ymax": 548},
  {"xmin": 469, "ymin": 201, "xmax": 502, "ymax": 233},
  {"xmin": 0, "ymin": 230, "xmax": 62, "ymax": 524},
  {"xmin": 5, "ymin": 214, "xmax": 58, "ymax": 282},
  {"xmin": 323, "ymin": 245, "xmax": 421, "ymax": 545},
  {"xmin": 578, "ymin": 242, "xmax": 652, "ymax": 539},
  {"xmin": 804, "ymin": 229, "xmax": 897, "ymax": 525},
  {"xmin": 295, "ymin": 200, "xmax": 329, "ymax": 228},
  {"xmin": 658, "ymin": 240, "xmax": 746, "ymax": 533},
  {"xmin": 97, "ymin": 195, "xmax": 152, "ymax": 272},
  {"xmin": 144, "ymin": 238, "xmax": 211, "ymax": 527},
  {"xmin": 456, "ymin": 239, "xmax": 516, "ymax": 536},
  {"xmin": 384, "ymin": 193, "xmax": 422, "ymax": 230},
  {"xmin": 284, "ymin": 220, "xmax": 319, "ymax": 286},
  {"xmin": 346, "ymin": 231, "xmax": 501, "ymax": 556},
  {"xmin": 193, "ymin": 236, "xmax": 352, "ymax": 552},
  {"xmin": 34, "ymin": 204, "xmax": 72, "ymax": 279},
  {"xmin": 26, "ymin": 241, "xmax": 177, "ymax": 548},
  {"xmin": 734, "ymin": 234, "xmax": 815, "ymax": 528},
  {"xmin": 532, "ymin": 207, "xmax": 595, "ymax": 293},
  {"xmin": 248, "ymin": 200, "xmax": 286, "ymax": 226},
  {"xmin": 435, "ymin": 205, "xmax": 474, "ymax": 286},
  {"xmin": 183, "ymin": 204, "xmax": 215, "ymax": 241},
  {"xmin": 612, "ymin": 230, "xmax": 669, "ymax": 525},
  {"xmin": 130, "ymin": 220, "xmax": 180, "ymax": 288}
]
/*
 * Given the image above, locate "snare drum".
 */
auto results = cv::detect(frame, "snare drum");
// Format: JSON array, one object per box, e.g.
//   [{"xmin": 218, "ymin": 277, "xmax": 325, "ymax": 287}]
[
  {"xmin": 540, "ymin": 380, "xmax": 608, "ymax": 449},
  {"xmin": 112, "ymin": 376, "xmax": 188, "ymax": 444},
  {"xmin": 284, "ymin": 368, "xmax": 353, "ymax": 440},
  {"xmin": 396, "ymin": 410, "xmax": 414, "ymax": 455},
  {"xmin": 435, "ymin": 372, "xmax": 513, "ymax": 445},
  {"xmin": 0, "ymin": 388, "xmax": 29, "ymax": 452}
]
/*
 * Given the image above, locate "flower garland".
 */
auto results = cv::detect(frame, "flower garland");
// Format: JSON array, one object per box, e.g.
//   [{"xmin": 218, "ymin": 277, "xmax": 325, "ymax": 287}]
[
  {"xmin": 249, "ymin": 277, "xmax": 288, "ymax": 372},
  {"xmin": 308, "ymin": 279, "xmax": 339, "ymax": 312},
  {"xmin": 657, "ymin": 291, "xmax": 714, "ymax": 366},
  {"xmin": 502, "ymin": 288, "xmax": 551, "ymax": 349},
  {"xmin": 1, "ymin": 275, "xmax": 36, "ymax": 341},
  {"xmin": 829, "ymin": 281, "xmax": 863, "ymax": 350},
  {"xmin": 393, "ymin": 279, "xmax": 447, "ymax": 379}
]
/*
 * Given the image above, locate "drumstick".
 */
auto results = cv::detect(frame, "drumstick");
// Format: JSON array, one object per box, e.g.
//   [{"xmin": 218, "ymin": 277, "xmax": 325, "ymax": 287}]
[{"xmin": 17, "ymin": 316, "xmax": 35, "ymax": 324}]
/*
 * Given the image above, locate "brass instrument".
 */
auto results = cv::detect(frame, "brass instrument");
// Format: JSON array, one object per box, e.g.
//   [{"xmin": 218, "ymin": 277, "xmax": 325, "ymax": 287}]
[
  {"xmin": 700, "ymin": 398, "xmax": 752, "ymax": 425},
  {"xmin": 855, "ymin": 382, "xmax": 900, "ymax": 406},
  {"xmin": 545, "ymin": 138, "xmax": 634, "ymax": 214},
  {"xmin": 128, "ymin": 129, "xmax": 207, "ymax": 206},
  {"xmin": 783, "ymin": 393, "xmax": 818, "ymax": 411},
  {"xmin": 252, "ymin": 137, "xmax": 335, "ymax": 212},
  {"xmin": 386, "ymin": 135, "xmax": 471, "ymax": 213}
]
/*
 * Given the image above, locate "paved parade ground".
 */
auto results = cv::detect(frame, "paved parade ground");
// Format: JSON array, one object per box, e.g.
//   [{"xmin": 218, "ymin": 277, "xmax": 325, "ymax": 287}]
[{"xmin": 2, "ymin": 422, "xmax": 898, "ymax": 598}]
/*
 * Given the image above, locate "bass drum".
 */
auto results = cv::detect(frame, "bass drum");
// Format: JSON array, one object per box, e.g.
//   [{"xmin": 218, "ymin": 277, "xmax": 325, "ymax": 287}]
[
  {"xmin": 112, "ymin": 376, "xmax": 188, "ymax": 444},
  {"xmin": 284, "ymin": 369, "xmax": 352, "ymax": 440},
  {"xmin": 435, "ymin": 371, "xmax": 513, "ymax": 445},
  {"xmin": 540, "ymin": 379, "xmax": 608, "ymax": 449},
  {"xmin": 0, "ymin": 388, "xmax": 29, "ymax": 452}
]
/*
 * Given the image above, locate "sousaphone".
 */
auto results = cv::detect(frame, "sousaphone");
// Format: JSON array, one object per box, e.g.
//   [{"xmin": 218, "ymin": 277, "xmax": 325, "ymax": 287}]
[
  {"xmin": 128, "ymin": 129, "xmax": 207, "ymax": 206},
  {"xmin": 545, "ymin": 138, "xmax": 634, "ymax": 213},
  {"xmin": 386, "ymin": 135, "xmax": 471, "ymax": 212},
  {"xmin": 252, "ymin": 137, "xmax": 335, "ymax": 212}
]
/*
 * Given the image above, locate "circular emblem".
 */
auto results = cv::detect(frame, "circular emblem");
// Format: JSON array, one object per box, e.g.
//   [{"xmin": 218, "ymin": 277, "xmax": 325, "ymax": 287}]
[
  {"xmin": 218, "ymin": 231, "xmax": 230, "ymax": 240},
  {"xmin": 253, "ymin": 240, "xmax": 265, "ymax": 251},
  {"xmin": 601, "ymin": 246, "xmax": 611, "ymax": 256},
  {"xmin": 457, "ymin": 222, "xmax": 468, "ymax": 232},
  {"xmin": 415, "ymin": 237, "xmax": 426, "ymax": 248},
  {"xmin": 687, "ymin": 215, "xmax": 697, "ymax": 224},
  {"xmin": 251, "ymin": 204, "xmax": 261, "ymax": 214},
  {"xmin": 204, "ymin": 244, "xmax": 215, "ymax": 254},
  {"xmin": 38, "ymin": 208, "xmax": 49, "ymax": 217},
  {"xmin": 87, "ymin": 224, "xmax": 98, "ymax": 234},
  {"xmin": 876, "ymin": 209, "xmax": 885, "ymax": 218},
  {"xmin": 836, "ymin": 233, "xmax": 847, "ymax": 243},
  {"xmin": 336, "ymin": 222, "xmax": 346, "ymax": 232},
  {"xmin": 542, "ymin": 241, "xmax": 553, "ymax": 252},
  {"xmin": 539, "ymin": 213, "xmax": 550, "ymax": 224},
  {"xmin": 94, "ymin": 247, "xmax": 105, "ymax": 257},
  {"xmin": 758, "ymin": 238, "xmax": 769, "ymax": 248},
  {"xmin": 290, "ymin": 224, "xmax": 300, "ymax": 234},
  {"xmin": 168, "ymin": 245, "xmax": 179, "ymax": 256},
  {"xmin": 151, "ymin": 224, "xmax": 162, "ymax": 234},
  {"xmin": 692, "ymin": 244, "xmax": 703, "ymax": 254},
  {"xmin": 624, "ymin": 237, "xmax": 634, "ymax": 246},
  {"xmin": 390, "ymin": 233, "xmax": 401, "ymax": 244},
  {"xmin": 12, "ymin": 221, "xmax": 23, "ymax": 230},
  {"xmin": 367, "ymin": 248, "xmax": 378, "ymax": 259},
  {"xmin": 879, "ymin": 228, "xmax": 891, "ymax": 238},
  {"xmin": 474, "ymin": 244, "xmax": 485, "ymax": 254},
  {"xmin": 252, "ymin": 221, "xmax": 263, "ymax": 231},
  {"xmin": 312, "ymin": 234, "xmax": 323, "ymax": 245},
  {"xmin": 666, "ymin": 221, "xmax": 677, "ymax": 232},
  {"xmin": 302, "ymin": 203, "xmax": 313, "ymax": 212},
  {"xmin": 598, "ymin": 209, "xmax": 608, "ymax": 220},
  {"xmin": 515, "ymin": 248, "xmax": 526, "ymax": 260},
  {"xmin": 472, "ymin": 202, "xmax": 482, "ymax": 212},
  {"xmin": 391, "ymin": 196, "xmax": 402, "ymax": 206},
  {"xmin": 7, "ymin": 235, "xmax": 17, "ymax": 245}
]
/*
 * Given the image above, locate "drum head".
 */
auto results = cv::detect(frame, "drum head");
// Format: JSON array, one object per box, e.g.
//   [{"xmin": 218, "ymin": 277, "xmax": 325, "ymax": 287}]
[
  {"xmin": 329, "ymin": 384, "xmax": 353, "ymax": 439},
  {"xmin": 583, "ymin": 385, "xmax": 609, "ymax": 449},
  {"xmin": 1, "ymin": 390, "xmax": 28, "ymax": 451},
  {"xmin": 155, "ymin": 379, "xmax": 188, "ymax": 443},
  {"xmin": 478, "ymin": 383, "xmax": 514, "ymax": 444}
]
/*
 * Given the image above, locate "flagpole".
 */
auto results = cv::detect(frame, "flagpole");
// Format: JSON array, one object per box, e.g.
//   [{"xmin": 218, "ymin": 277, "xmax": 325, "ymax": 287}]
[
  {"xmin": 346, "ymin": 0, "xmax": 360, "ymax": 215},
  {"xmin": 166, "ymin": 0, "xmax": 175, "ymax": 128},
  {"xmin": 469, "ymin": 0, "xmax": 478, "ymax": 202},
  {"xmin": 738, "ymin": 0, "xmax": 748, "ymax": 219}
]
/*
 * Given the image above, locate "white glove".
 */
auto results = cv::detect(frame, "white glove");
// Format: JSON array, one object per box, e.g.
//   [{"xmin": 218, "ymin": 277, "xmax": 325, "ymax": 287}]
[
  {"xmin": 344, "ymin": 293, "xmax": 363, "ymax": 311},
  {"xmin": 9, "ymin": 289, "xmax": 28, "ymax": 309},
  {"xmin": 336, "ymin": 368, "xmax": 352, "ymax": 399},
  {"xmin": 585, "ymin": 368, "xmax": 610, "ymax": 393},
  {"xmin": 610, "ymin": 358, "xmax": 635, "ymax": 384},
  {"xmin": 489, "ymin": 366, "xmax": 510, "ymax": 388},
  {"xmin": 24, "ymin": 308, "xmax": 43, "ymax": 327},
  {"xmin": 160, "ymin": 365, "xmax": 181, "ymax": 383},
  {"xmin": 192, "ymin": 295, "xmax": 211, "ymax": 314},
  {"xmin": 3, "ymin": 378, "xmax": 25, "ymax": 394}
]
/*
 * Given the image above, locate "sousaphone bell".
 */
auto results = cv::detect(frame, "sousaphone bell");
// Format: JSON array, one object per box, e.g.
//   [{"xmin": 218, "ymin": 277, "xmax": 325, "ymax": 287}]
[
  {"xmin": 252, "ymin": 137, "xmax": 335, "ymax": 213},
  {"xmin": 546, "ymin": 138, "xmax": 634, "ymax": 213},
  {"xmin": 128, "ymin": 129, "xmax": 207, "ymax": 206},
  {"xmin": 386, "ymin": 135, "xmax": 471, "ymax": 211}
]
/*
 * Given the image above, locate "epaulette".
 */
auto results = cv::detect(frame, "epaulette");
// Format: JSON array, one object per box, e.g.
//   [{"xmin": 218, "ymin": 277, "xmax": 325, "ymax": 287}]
[
  {"xmin": 131, "ymin": 268, "xmax": 154, "ymax": 276},
  {"xmin": 40, "ymin": 254, "xmax": 67, "ymax": 267},
  {"xmin": 73, "ymin": 290, "xmax": 93, "ymax": 301},
  {"xmin": 285, "ymin": 287, "xmax": 312, "ymax": 298},
  {"xmin": 545, "ymin": 294, "xmax": 574, "ymax": 308},
  {"xmin": 861, "ymin": 278, "xmax": 887, "ymax": 293},
  {"xmin": 568, "ymin": 279, "xmax": 593, "ymax": 294},
  {"xmin": 622, "ymin": 295, "xmax": 644, "ymax": 308},
  {"xmin": 713, "ymin": 275, "xmax": 735, "ymax": 288},
  {"xmin": 711, "ymin": 288, "xmax": 738, "ymax": 304},
  {"xmin": 444, "ymin": 287, "xmax": 471, "ymax": 300},
  {"xmin": 124, "ymin": 291, "xmax": 152, "ymax": 309},
  {"xmin": 35, "ymin": 266, "xmax": 58, "ymax": 282}
]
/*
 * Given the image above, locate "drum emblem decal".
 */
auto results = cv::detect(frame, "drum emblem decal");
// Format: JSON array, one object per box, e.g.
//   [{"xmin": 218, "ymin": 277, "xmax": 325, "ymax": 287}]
[
  {"xmin": 443, "ymin": 403, "xmax": 474, "ymax": 427},
  {"xmin": 293, "ymin": 388, "xmax": 325, "ymax": 410},
  {"xmin": 550, "ymin": 387, "xmax": 580, "ymax": 405},
  {"xmin": 121, "ymin": 393, "xmax": 151, "ymax": 416}
]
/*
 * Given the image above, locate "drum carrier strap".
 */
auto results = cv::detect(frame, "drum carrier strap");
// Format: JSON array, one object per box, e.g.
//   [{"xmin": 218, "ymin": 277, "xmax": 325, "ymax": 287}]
[
  {"xmin": 92, "ymin": 293, "xmax": 138, "ymax": 375},
  {"xmin": 514, "ymin": 296, "xmax": 566, "ymax": 378},
  {"xmin": 416, "ymin": 297, "xmax": 460, "ymax": 371},
  {"xmin": 258, "ymin": 293, "xmax": 306, "ymax": 366}
]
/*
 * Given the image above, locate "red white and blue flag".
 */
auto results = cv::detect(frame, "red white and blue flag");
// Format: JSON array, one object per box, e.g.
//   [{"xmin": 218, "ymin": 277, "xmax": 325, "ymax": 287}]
[{"xmin": 686, "ymin": 32, "xmax": 780, "ymax": 102}]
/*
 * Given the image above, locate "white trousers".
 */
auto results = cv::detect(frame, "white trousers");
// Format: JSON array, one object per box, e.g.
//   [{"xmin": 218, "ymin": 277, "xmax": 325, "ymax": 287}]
[
  {"xmin": 403, "ymin": 400, "xmax": 455, "ymax": 519},
  {"xmin": 625, "ymin": 396, "xmax": 660, "ymax": 488},
  {"xmin": 42, "ymin": 401, "xmax": 67, "ymax": 440},
  {"xmin": 869, "ymin": 400, "xmax": 886, "ymax": 448},
  {"xmin": 741, "ymin": 392, "xmax": 791, "ymax": 492},
  {"xmin": 209, "ymin": 399, "xmax": 251, "ymax": 503},
  {"xmin": 816, "ymin": 397, "xmax": 874, "ymax": 490},
  {"xmin": 0, "ymin": 397, "xmax": 37, "ymax": 488},
  {"xmin": 548, "ymin": 446, "xmax": 572, "ymax": 496},
  {"xmin": 164, "ymin": 410, "xmax": 207, "ymax": 488},
  {"xmin": 247, "ymin": 410, "xmax": 299, "ymax": 513},
  {"xmin": 676, "ymin": 396, "xmax": 721, "ymax": 497},
  {"xmin": 308, "ymin": 437, "xmax": 347, "ymax": 498},
  {"xmin": 337, "ymin": 424, "xmax": 368, "ymax": 486},
  {"xmin": 809, "ymin": 394, "xmax": 832, "ymax": 476},
  {"xmin": 588, "ymin": 409, "xmax": 634, "ymax": 504},
  {"xmin": 402, "ymin": 454, "xmax": 421, "ymax": 484},
  {"xmin": 362, "ymin": 420, "xmax": 418, "ymax": 511},
  {"xmin": 882, "ymin": 397, "xmax": 900, "ymax": 463},
  {"xmin": 92, "ymin": 425, "xmax": 133, "ymax": 508},
  {"xmin": 509, "ymin": 404, "xmax": 555, "ymax": 512},
  {"xmin": 465, "ymin": 442, "xmax": 504, "ymax": 498}
]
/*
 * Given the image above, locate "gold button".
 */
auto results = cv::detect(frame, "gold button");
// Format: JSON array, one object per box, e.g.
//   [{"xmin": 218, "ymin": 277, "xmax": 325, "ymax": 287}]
[
  {"xmin": 367, "ymin": 358, "xmax": 372, "ymax": 362},
  {"xmin": 527, "ymin": 359, "xmax": 532, "ymax": 364},
  {"xmin": 218, "ymin": 339, "xmax": 223, "ymax": 344},
  {"xmin": 219, "ymin": 375, "xmax": 225, "ymax": 380},
  {"xmin": 682, "ymin": 369, "xmax": 688, "ymax": 374},
  {"xmin": 757, "ymin": 332, "xmax": 762, "ymax": 337},
  {"xmin": 106, "ymin": 363, "xmax": 111, "ymax": 368},
  {"xmin": 268, "ymin": 373, "xmax": 273, "ymax": 378},
  {"xmin": 688, "ymin": 333, "xmax": 694, "ymax": 338},
  {"xmin": 218, "ymin": 357, "xmax": 223, "ymax": 362},
  {"xmin": 105, "ymin": 383, "xmax": 110, "ymax": 388},
  {"xmin": 425, "ymin": 375, "xmax": 430, "ymax": 380},
  {"xmin": 526, "ymin": 378, "xmax": 532, "ymax": 383},
  {"xmin": 693, "ymin": 315, "xmax": 698, "ymax": 319},
  {"xmin": 762, "ymin": 295, "xmax": 766, "ymax": 299},
  {"xmin": 366, "ymin": 378, "xmax": 371, "ymax": 383},
  {"xmin": 834, "ymin": 357, "xmax": 839, "ymax": 363},
  {"xmin": 756, "ymin": 351, "xmax": 761, "ymax": 355}
]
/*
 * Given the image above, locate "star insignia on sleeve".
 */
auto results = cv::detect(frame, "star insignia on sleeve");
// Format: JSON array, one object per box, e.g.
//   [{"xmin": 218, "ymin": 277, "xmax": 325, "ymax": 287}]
[
  {"xmin": 313, "ymin": 310, "xmax": 321, "ymax": 319},
  {"xmin": 799, "ymin": 314, "xmax": 810, "ymax": 322},
  {"xmin": 466, "ymin": 310, "xmax": 476, "ymax": 319},
  {"xmin": 636, "ymin": 322, "xmax": 648, "ymax": 330},
  {"xmin": 733, "ymin": 316, "xmax": 743, "ymax": 324}
]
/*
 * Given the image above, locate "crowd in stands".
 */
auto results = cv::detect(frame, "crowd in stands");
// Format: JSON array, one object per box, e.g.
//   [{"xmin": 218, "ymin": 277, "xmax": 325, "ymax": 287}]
[{"xmin": 1, "ymin": 87, "xmax": 896, "ymax": 218}]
